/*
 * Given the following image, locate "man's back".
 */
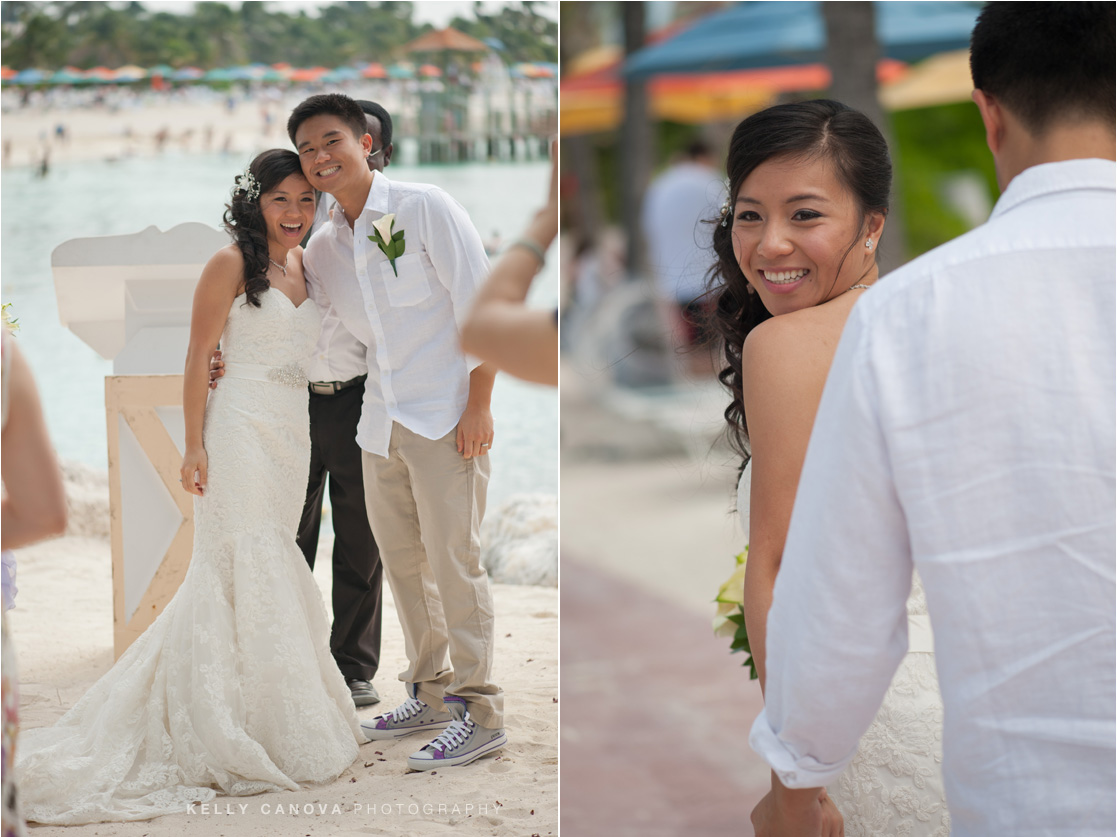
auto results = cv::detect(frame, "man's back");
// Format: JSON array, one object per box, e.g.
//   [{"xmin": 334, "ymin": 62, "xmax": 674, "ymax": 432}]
[{"xmin": 850, "ymin": 158, "xmax": 1115, "ymax": 833}]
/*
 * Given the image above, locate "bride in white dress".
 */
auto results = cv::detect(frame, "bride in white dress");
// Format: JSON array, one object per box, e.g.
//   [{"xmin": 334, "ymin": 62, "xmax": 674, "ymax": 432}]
[
  {"xmin": 16, "ymin": 150, "xmax": 365, "ymax": 824},
  {"xmin": 709, "ymin": 101, "xmax": 949, "ymax": 836}
]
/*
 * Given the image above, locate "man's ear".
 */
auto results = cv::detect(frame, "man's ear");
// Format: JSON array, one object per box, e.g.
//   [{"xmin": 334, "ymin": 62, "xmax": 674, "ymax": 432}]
[
  {"xmin": 361, "ymin": 132, "xmax": 373, "ymax": 155},
  {"xmin": 972, "ymin": 89, "xmax": 1004, "ymax": 156},
  {"xmin": 383, "ymin": 143, "xmax": 394, "ymax": 167}
]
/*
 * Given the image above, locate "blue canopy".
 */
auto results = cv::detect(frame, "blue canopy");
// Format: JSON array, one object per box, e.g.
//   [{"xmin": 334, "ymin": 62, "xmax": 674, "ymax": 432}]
[{"xmin": 623, "ymin": 1, "xmax": 982, "ymax": 78}]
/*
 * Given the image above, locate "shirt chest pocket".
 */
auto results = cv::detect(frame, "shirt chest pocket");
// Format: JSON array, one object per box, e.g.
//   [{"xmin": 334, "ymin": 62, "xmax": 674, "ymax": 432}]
[{"xmin": 381, "ymin": 253, "xmax": 433, "ymax": 307}]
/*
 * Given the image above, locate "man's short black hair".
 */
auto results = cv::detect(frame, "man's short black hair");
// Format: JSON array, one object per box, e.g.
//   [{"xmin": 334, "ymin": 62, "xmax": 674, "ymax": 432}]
[
  {"xmin": 356, "ymin": 100, "xmax": 393, "ymax": 149},
  {"xmin": 970, "ymin": 2, "xmax": 1115, "ymax": 135},
  {"xmin": 287, "ymin": 93, "xmax": 368, "ymax": 145}
]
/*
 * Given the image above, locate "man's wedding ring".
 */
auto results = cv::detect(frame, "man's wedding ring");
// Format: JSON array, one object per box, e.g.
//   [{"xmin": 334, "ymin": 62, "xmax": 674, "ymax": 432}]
[{"xmin": 481, "ymin": 443, "xmax": 490, "ymax": 448}]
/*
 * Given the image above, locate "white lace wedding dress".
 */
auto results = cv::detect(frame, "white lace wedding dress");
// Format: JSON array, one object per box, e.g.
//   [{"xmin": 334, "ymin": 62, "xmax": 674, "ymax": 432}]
[
  {"xmin": 737, "ymin": 467, "xmax": 950, "ymax": 836},
  {"xmin": 17, "ymin": 288, "xmax": 364, "ymax": 824}
]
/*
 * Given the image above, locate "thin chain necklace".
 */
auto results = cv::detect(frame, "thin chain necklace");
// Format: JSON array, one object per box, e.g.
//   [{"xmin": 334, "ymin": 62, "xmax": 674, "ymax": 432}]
[
  {"xmin": 848, "ymin": 283, "xmax": 870, "ymax": 291},
  {"xmin": 268, "ymin": 255, "xmax": 288, "ymax": 276}
]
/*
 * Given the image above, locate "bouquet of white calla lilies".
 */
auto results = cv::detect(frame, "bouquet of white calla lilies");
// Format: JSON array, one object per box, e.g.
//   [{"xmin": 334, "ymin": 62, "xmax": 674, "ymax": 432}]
[
  {"xmin": 712, "ymin": 548, "xmax": 758, "ymax": 680},
  {"xmin": 368, "ymin": 213, "xmax": 406, "ymax": 276}
]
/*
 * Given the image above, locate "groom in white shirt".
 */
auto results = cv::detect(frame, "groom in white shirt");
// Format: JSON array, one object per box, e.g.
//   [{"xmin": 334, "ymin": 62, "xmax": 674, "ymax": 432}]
[
  {"xmin": 288, "ymin": 93, "xmax": 505, "ymax": 772},
  {"xmin": 749, "ymin": 4, "xmax": 1115, "ymax": 835}
]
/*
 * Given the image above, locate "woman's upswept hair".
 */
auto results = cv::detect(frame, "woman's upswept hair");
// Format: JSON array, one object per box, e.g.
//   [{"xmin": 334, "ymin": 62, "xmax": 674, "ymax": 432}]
[
  {"xmin": 222, "ymin": 149, "xmax": 305, "ymax": 307},
  {"xmin": 707, "ymin": 99, "xmax": 892, "ymax": 464}
]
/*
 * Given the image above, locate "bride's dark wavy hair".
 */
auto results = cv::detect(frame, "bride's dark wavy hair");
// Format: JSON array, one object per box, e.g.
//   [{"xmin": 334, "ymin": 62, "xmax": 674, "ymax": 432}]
[
  {"xmin": 223, "ymin": 149, "xmax": 305, "ymax": 308},
  {"xmin": 707, "ymin": 99, "xmax": 891, "ymax": 466}
]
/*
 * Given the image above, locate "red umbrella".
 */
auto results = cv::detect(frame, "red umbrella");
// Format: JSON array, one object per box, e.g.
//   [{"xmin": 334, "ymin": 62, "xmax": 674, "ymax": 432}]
[
  {"xmin": 418, "ymin": 64, "xmax": 442, "ymax": 78},
  {"xmin": 361, "ymin": 63, "xmax": 388, "ymax": 79},
  {"xmin": 0, "ymin": 66, "xmax": 16, "ymax": 81}
]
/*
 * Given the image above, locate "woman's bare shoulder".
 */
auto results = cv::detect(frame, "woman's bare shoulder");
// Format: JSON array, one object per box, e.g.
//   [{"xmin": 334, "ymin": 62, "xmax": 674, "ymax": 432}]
[{"xmin": 200, "ymin": 244, "xmax": 245, "ymax": 293}]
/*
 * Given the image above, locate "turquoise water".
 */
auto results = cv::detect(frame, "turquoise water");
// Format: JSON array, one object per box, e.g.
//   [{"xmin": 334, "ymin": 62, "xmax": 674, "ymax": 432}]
[{"xmin": 0, "ymin": 154, "xmax": 557, "ymax": 508}]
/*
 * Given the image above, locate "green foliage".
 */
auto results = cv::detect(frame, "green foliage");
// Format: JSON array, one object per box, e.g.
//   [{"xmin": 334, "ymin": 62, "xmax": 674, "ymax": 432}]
[
  {"xmin": 450, "ymin": 1, "xmax": 557, "ymax": 64},
  {"xmin": 891, "ymin": 102, "xmax": 998, "ymax": 259},
  {"xmin": 725, "ymin": 609, "xmax": 759, "ymax": 681},
  {"xmin": 0, "ymin": 0, "xmax": 555, "ymax": 70}
]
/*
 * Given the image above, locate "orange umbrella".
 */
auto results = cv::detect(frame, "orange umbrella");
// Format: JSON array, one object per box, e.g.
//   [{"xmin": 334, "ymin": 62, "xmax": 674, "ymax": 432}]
[
  {"xmin": 404, "ymin": 27, "xmax": 489, "ymax": 53},
  {"xmin": 0, "ymin": 66, "xmax": 16, "ymax": 81},
  {"xmin": 361, "ymin": 63, "xmax": 388, "ymax": 79},
  {"xmin": 289, "ymin": 66, "xmax": 329, "ymax": 82},
  {"xmin": 561, "ymin": 57, "xmax": 906, "ymax": 134},
  {"xmin": 418, "ymin": 64, "xmax": 442, "ymax": 78}
]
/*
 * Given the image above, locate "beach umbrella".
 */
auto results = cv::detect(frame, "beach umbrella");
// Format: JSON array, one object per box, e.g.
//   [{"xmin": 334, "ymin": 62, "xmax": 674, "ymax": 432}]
[
  {"xmin": 563, "ymin": 42, "xmax": 905, "ymax": 134},
  {"xmin": 323, "ymin": 66, "xmax": 361, "ymax": 83},
  {"xmin": 148, "ymin": 64, "xmax": 175, "ymax": 77},
  {"xmin": 403, "ymin": 26, "xmax": 489, "ymax": 54},
  {"xmin": 361, "ymin": 63, "xmax": 388, "ymax": 79},
  {"xmin": 623, "ymin": 1, "xmax": 981, "ymax": 78},
  {"xmin": 50, "ymin": 67, "xmax": 86, "ymax": 85},
  {"xmin": 225, "ymin": 66, "xmax": 252, "ymax": 81},
  {"xmin": 172, "ymin": 66, "xmax": 204, "ymax": 81},
  {"xmin": 113, "ymin": 65, "xmax": 148, "ymax": 82},
  {"xmin": 1, "ymin": 66, "xmax": 18, "ymax": 82},
  {"xmin": 387, "ymin": 63, "xmax": 414, "ymax": 79},
  {"xmin": 203, "ymin": 68, "xmax": 236, "ymax": 82},
  {"xmin": 289, "ymin": 67, "xmax": 329, "ymax": 83},
  {"xmin": 13, "ymin": 68, "xmax": 47, "ymax": 85},
  {"xmin": 880, "ymin": 48, "xmax": 975, "ymax": 111},
  {"xmin": 82, "ymin": 66, "xmax": 116, "ymax": 84},
  {"xmin": 418, "ymin": 64, "xmax": 442, "ymax": 78}
]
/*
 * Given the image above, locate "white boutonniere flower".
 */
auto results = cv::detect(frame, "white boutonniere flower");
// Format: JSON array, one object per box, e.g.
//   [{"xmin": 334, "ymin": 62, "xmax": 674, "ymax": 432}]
[{"xmin": 368, "ymin": 213, "xmax": 405, "ymax": 276}]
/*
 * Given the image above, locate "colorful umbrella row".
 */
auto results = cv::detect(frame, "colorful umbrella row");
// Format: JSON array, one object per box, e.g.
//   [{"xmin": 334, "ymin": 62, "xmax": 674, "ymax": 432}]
[{"xmin": 0, "ymin": 61, "xmax": 455, "ymax": 86}]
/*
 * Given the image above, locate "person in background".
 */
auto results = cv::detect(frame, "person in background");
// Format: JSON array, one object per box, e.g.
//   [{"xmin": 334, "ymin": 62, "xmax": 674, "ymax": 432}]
[
  {"xmin": 295, "ymin": 99, "xmax": 393, "ymax": 709},
  {"xmin": 2, "ymin": 330, "xmax": 68, "ymax": 837},
  {"xmin": 640, "ymin": 139, "xmax": 723, "ymax": 377},
  {"xmin": 461, "ymin": 140, "xmax": 558, "ymax": 387}
]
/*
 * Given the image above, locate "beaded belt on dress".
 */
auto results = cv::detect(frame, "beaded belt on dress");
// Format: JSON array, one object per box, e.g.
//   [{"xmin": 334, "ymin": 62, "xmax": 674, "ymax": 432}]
[{"xmin": 222, "ymin": 361, "xmax": 308, "ymax": 389}]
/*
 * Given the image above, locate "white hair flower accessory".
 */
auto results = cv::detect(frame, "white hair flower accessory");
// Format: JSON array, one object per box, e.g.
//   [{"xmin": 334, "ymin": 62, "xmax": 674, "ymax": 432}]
[{"xmin": 234, "ymin": 168, "xmax": 261, "ymax": 202}]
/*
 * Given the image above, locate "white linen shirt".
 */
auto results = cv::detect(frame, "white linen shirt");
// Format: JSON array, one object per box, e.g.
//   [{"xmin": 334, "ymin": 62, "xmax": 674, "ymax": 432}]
[
  {"xmin": 639, "ymin": 160, "xmax": 724, "ymax": 304},
  {"xmin": 304, "ymin": 192, "xmax": 368, "ymax": 383},
  {"xmin": 749, "ymin": 159, "xmax": 1116, "ymax": 836},
  {"xmin": 303, "ymin": 172, "xmax": 489, "ymax": 456}
]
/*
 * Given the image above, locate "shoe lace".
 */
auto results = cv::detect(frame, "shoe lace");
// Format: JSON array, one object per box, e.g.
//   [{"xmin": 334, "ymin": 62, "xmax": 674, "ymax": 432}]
[
  {"xmin": 389, "ymin": 696, "xmax": 426, "ymax": 723},
  {"xmin": 428, "ymin": 717, "xmax": 474, "ymax": 753}
]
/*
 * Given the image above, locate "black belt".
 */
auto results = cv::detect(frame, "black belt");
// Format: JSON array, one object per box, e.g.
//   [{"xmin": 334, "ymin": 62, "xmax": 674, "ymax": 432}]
[{"xmin": 308, "ymin": 374, "xmax": 367, "ymax": 396}]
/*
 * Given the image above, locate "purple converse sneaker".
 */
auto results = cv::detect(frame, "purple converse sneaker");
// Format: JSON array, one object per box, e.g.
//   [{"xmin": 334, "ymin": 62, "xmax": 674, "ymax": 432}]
[
  {"xmin": 360, "ymin": 683, "xmax": 452, "ymax": 741},
  {"xmin": 406, "ymin": 696, "xmax": 507, "ymax": 770}
]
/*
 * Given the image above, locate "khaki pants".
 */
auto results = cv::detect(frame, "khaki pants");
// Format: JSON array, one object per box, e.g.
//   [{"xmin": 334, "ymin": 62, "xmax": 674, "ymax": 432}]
[{"xmin": 361, "ymin": 423, "xmax": 503, "ymax": 728}]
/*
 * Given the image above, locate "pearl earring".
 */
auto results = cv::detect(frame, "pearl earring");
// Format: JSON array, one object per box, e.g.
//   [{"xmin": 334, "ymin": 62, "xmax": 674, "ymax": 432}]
[{"xmin": 865, "ymin": 239, "xmax": 874, "ymax": 251}]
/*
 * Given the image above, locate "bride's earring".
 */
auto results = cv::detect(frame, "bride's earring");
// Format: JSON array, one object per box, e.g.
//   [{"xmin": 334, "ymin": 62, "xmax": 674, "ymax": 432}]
[{"xmin": 865, "ymin": 239, "xmax": 874, "ymax": 251}]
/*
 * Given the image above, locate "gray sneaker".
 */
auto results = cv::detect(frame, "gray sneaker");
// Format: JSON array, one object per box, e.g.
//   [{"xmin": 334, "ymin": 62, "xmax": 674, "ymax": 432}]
[
  {"xmin": 406, "ymin": 696, "xmax": 507, "ymax": 771},
  {"xmin": 360, "ymin": 683, "xmax": 452, "ymax": 741}
]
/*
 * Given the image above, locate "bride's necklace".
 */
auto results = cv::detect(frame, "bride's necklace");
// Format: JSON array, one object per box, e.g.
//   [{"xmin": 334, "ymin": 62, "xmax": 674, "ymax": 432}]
[
  {"xmin": 848, "ymin": 283, "xmax": 870, "ymax": 291},
  {"xmin": 268, "ymin": 255, "xmax": 288, "ymax": 277}
]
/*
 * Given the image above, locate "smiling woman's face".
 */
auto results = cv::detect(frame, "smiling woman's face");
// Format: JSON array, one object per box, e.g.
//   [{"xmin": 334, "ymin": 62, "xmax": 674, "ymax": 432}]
[
  {"xmin": 730, "ymin": 154, "xmax": 882, "ymax": 317},
  {"xmin": 260, "ymin": 172, "xmax": 315, "ymax": 251}
]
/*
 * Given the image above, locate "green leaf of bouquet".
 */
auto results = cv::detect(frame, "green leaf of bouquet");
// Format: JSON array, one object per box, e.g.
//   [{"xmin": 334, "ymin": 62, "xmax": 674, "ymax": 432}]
[{"xmin": 391, "ymin": 230, "xmax": 405, "ymax": 241}]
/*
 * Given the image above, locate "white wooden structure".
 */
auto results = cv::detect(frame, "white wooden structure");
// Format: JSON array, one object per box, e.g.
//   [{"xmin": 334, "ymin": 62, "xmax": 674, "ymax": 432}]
[{"xmin": 52, "ymin": 223, "xmax": 227, "ymax": 657}]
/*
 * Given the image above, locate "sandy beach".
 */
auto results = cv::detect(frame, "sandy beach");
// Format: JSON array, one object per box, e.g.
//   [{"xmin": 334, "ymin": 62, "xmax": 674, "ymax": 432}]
[
  {"xmin": 6, "ymin": 464, "xmax": 557, "ymax": 837},
  {"xmin": 2, "ymin": 92, "xmax": 315, "ymax": 169}
]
